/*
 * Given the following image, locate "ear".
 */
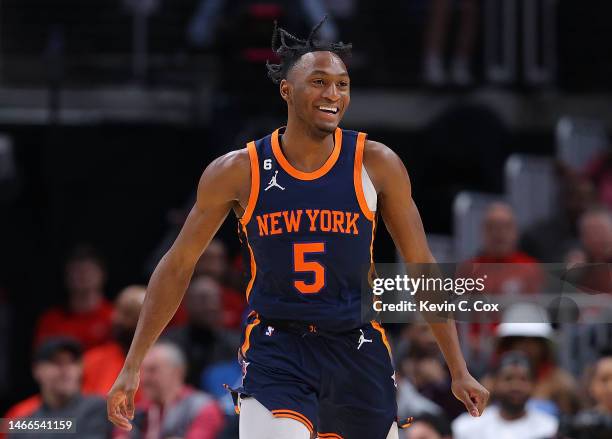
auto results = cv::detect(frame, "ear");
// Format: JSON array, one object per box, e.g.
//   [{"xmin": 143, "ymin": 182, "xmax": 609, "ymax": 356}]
[{"xmin": 280, "ymin": 79, "xmax": 291, "ymax": 103}]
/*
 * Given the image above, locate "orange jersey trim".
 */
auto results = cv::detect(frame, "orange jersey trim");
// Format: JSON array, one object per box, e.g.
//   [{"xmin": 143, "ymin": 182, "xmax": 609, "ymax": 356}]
[
  {"xmin": 371, "ymin": 320, "xmax": 392, "ymax": 357},
  {"xmin": 354, "ymin": 132, "xmax": 375, "ymax": 222},
  {"xmin": 271, "ymin": 127, "xmax": 342, "ymax": 180},
  {"xmin": 271, "ymin": 409, "xmax": 314, "ymax": 433},
  {"xmin": 241, "ymin": 223, "xmax": 257, "ymax": 302},
  {"xmin": 240, "ymin": 316, "xmax": 261, "ymax": 355},
  {"xmin": 241, "ymin": 141, "xmax": 260, "ymax": 225}
]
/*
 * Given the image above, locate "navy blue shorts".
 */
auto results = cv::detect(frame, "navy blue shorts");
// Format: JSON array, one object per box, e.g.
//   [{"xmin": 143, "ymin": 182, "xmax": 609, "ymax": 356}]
[{"xmin": 234, "ymin": 313, "xmax": 399, "ymax": 439}]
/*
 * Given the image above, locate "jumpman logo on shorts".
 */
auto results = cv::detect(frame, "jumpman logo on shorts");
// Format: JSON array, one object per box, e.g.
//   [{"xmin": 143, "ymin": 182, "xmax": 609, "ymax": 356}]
[
  {"xmin": 357, "ymin": 329, "xmax": 372, "ymax": 350},
  {"xmin": 264, "ymin": 170, "xmax": 285, "ymax": 191}
]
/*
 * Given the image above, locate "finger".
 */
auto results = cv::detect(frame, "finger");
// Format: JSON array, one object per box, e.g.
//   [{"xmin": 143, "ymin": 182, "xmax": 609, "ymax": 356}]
[
  {"xmin": 118, "ymin": 399, "xmax": 128, "ymax": 419},
  {"xmin": 107, "ymin": 394, "xmax": 133, "ymax": 430},
  {"xmin": 108, "ymin": 408, "xmax": 129, "ymax": 429},
  {"xmin": 462, "ymin": 391, "xmax": 480, "ymax": 417},
  {"xmin": 475, "ymin": 389, "xmax": 489, "ymax": 414},
  {"xmin": 110, "ymin": 407, "xmax": 133, "ymax": 431},
  {"xmin": 126, "ymin": 390, "xmax": 136, "ymax": 420}
]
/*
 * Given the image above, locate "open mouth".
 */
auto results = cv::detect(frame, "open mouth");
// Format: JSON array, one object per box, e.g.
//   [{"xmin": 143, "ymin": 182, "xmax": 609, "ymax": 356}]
[{"xmin": 318, "ymin": 105, "xmax": 339, "ymax": 115}]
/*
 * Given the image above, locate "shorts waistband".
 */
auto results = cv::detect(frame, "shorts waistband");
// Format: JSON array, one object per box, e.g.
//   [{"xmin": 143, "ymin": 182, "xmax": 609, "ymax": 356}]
[{"xmin": 258, "ymin": 315, "xmax": 367, "ymax": 336}]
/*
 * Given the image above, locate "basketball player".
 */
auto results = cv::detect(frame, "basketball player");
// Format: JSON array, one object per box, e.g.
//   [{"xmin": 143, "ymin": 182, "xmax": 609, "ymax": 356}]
[{"xmin": 107, "ymin": 18, "xmax": 489, "ymax": 439}]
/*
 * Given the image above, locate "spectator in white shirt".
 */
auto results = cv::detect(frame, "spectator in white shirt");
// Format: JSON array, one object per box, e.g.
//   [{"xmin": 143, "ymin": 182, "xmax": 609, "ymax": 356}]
[{"xmin": 452, "ymin": 351, "xmax": 558, "ymax": 439}]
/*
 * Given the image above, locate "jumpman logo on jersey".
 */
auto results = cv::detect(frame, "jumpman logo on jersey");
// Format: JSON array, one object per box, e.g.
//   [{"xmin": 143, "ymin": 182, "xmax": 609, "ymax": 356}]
[
  {"xmin": 264, "ymin": 170, "xmax": 285, "ymax": 191},
  {"xmin": 265, "ymin": 326, "xmax": 275, "ymax": 336},
  {"xmin": 357, "ymin": 329, "xmax": 372, "ymax": 350}
]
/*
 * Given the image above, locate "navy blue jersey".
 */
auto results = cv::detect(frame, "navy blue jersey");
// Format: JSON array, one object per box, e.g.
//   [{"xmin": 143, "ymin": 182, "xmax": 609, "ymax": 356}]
[{"xmin": 239, "ymin": 127, "xmax": 376, "ymax": 331}]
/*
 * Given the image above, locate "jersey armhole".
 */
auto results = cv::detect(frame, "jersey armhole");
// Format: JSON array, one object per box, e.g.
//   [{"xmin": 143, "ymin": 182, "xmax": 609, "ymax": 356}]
[
  {"xmin": 354, "ymin": 132, "xmax": 376, "ymax": 222},
  {"xmin": 240, "ymin": 141, "xmax": 260, "ymax": 225}
]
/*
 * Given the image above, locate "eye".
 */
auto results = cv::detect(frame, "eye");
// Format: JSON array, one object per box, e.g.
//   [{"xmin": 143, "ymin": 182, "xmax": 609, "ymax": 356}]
[
  {"xmin": 338, "ymin": 81, "xmax": 349, "ymax": 87},
  {"xmin": 312, "ymin": 79, "xmax": 325, "ymax": 86}
]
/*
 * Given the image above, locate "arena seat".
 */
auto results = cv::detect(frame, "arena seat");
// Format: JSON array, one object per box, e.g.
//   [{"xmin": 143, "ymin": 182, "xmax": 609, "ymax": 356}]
[
  {"xmin": 556, "ymin": 116, "xmax": 607, "ymax": 170},
  {"xmin": 505, "ymin": 154, "xmax": 558, "ymax": 231}
]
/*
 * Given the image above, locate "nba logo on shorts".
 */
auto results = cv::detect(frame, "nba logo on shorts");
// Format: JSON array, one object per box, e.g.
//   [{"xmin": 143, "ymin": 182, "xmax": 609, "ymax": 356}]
[{"xmin": 266, "ymin": 326, "xmax": 275, "ymax": 336}]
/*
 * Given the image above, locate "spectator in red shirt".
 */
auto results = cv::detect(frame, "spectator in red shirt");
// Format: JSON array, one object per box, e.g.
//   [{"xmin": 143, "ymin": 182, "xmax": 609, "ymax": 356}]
[
  {"xmin": 34, "ymin": 246, "xmax": 113, "ymax": 350},
  {"xmin": 82, "ymin": 285, "xmax": 146, "ymax": 398},
  {"xmin": 469, "ymin": 202, "xmax": 543, "ymax": 296},
  {"xmin": 113, "ymin": 341, "xmax": 224, "ymax": 439}
]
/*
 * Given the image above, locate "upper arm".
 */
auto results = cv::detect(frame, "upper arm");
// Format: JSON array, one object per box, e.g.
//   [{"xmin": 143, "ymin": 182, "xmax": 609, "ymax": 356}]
[
  {"xmin": 363, "ymin": 140, "xmax": 434, "ymax": 263},
  {"xmin": 166, "ymin": 148, "xmax": 251, "ymax": 269}
]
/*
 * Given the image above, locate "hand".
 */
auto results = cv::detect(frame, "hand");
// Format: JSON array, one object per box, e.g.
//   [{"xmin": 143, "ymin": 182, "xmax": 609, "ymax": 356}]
[
  {"xmin": 107, "ymin": 368, "xmax": 140, "ymax": 430},
  {"xmin": 451, "ymin": 372, "xmax": 490, "ymax": 417}
]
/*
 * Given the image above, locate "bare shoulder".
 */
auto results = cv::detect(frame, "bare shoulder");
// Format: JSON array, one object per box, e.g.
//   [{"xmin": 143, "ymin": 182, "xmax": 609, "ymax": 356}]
[
  {"xmin": 197, "ymin": 147, "xmax": 252, "ymax": 205},
  {"xmin": 363, "ymin": 139, "xmax": 409, "ymax": 194},
  {"xmin": 205, "ymin": 148, "xmax": 250, "ymax": 178}
]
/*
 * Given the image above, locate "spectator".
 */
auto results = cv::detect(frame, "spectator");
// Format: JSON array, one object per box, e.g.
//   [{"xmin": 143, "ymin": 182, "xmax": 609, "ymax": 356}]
[
  {"xmin": 194, "ymin": 239, "xmax": 245, "ymax": 329},
  {"xmin": 521, "ymin": 173, "xmax": 596, "ymax": 262},
  {"xmin": 81, "ymin": 285, "xmax": 146, "ymax": 397},
  {"xmin": 395, "ymin": 324, "xmax": 447, "ymax": 420},
  {"xmin": 423, "ymin": 0, "xmax": 479, "ymax": 86},
  {"xmin": 578, "ymin": 207, "xmax": 612, "ymax": 263},
  {"xmin": 469, "ymin": 202, "xmax": 543, "ymax": 296},
  {"xmin": 563, "ymin": 208, "xmax": 612, "ymax": 296},
  {"xmin": 564, "ymin": 352, "xmax": 612, "ymax": 439},
  {"xmin": 114, "ymin": 341, "xmax": 224, "ymax": 439},
  {"xmin": 34, "ymin": 245, "xmax": 113, "ymax": 349},
  {"xmin": 7, "ymin": 337, "xmax": 111, "ymax": 439},
  {"xmin": 485, "ymin": 304, "xmax": 580, "ymax": 416},
  {"xmin": 397, "ymin": 374, "xmax": 443, "ymax": 422},
  {"xmin": 405, "ymin": 413, "xmax": 452, "ymax": 439},
  {"xmin": 452, "ymin": 352, "xmax": 558, "ymax": 439},
  {"xmin": 397, "ymin": 322, "xmax": 442, "ymax": 359},
  {"xmin": 3, "ymin": 286, "xmax": 146, "ymax": 422},
  {"xmin": 162, "ymin": 275, "xmax": 239, "ymax": 388},
  {"xmin": 398, "ymin": 323, "xmax": 465, "ymax": 420}
]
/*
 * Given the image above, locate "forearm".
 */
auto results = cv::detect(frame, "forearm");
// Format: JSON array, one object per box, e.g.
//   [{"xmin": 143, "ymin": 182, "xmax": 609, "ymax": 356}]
[
  {"xmin": 123, "ymin": 250, "xmax": 194, "ymax": 370},
  {"xmin": 428, "ymin": 320, "xmax": 469, "ymax": 378}
]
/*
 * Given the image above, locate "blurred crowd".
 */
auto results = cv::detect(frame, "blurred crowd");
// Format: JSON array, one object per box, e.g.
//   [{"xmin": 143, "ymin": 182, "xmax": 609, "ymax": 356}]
[{"xmin": 1, "ymin": 141, "xmax": 612, "ymax": 439}]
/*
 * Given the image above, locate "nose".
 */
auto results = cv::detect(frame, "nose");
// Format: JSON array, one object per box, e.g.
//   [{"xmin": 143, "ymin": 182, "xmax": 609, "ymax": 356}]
[{"xmin": 322, "ymin": 83, "xmax": 340, "ymax": 101}]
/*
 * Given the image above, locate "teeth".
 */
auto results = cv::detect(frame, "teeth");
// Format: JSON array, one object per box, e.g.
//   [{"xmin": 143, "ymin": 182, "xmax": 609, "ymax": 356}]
[{"xmin": 319, "ymin": 106, "xmax": 338, "ymax": 114}]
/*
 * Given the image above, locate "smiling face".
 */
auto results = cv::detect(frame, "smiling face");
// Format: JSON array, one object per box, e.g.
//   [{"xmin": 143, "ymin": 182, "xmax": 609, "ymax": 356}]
[{"xmin": 280, "ymin": 51, "xmax": 350, "ymax": 136}]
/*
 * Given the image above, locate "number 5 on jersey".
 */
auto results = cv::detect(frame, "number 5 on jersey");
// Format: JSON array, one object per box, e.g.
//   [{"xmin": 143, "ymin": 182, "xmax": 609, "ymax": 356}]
[{"xmin": 293, "ymin": 242, "xmax": 325, "ymax": 294}]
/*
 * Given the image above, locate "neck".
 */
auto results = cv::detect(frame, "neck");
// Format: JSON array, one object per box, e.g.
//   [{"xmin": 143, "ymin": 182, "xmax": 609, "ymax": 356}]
[
  {"xmin": 70, "ymin": 290, "xmax": 101, "ymax": 313},
  {"xmin": 159, "ymin": 384, "xmax": 183, "ymax": 407},
  {"xmin": 281, "ymin": 117, "xmax": 335, "ymax": 172},
  {"xmin": 43, "ymin": 392, "xmax": 75, "ymax": 411},
  {"xmin": 499, "ymin": 405, "xmax": 527, "ymax": 421}
]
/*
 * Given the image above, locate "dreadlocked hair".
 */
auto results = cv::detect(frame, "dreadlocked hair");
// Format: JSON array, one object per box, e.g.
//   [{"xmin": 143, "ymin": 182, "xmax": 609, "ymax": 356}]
[{"xmin": 266, "ymin": 15, "xmax": 352, "ymax": 84}]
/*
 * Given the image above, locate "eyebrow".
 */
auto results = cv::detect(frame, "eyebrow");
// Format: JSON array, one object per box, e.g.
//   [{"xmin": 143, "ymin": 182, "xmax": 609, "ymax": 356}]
[{"xmin": 308, "ymin": 70, "xmax": 349, "ymax": 78}]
